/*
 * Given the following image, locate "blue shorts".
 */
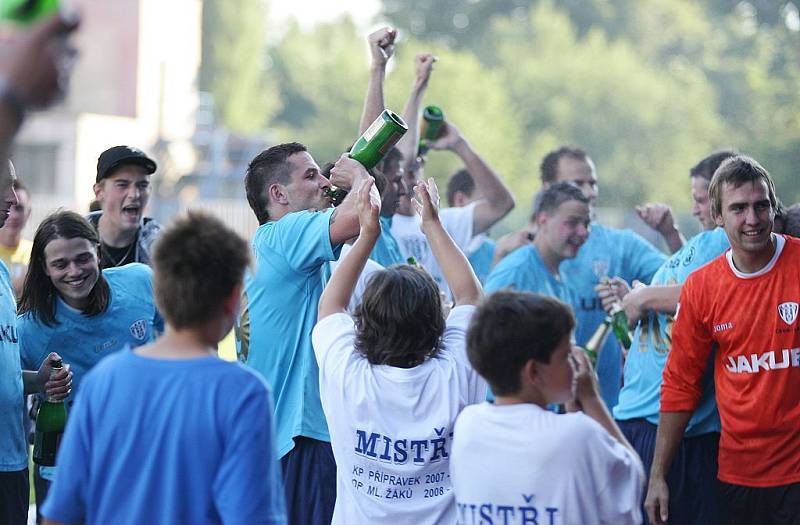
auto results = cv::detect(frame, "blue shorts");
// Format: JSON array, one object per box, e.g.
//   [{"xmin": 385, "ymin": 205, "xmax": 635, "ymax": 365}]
[
  {"xmin": 618, "ymin": 418, "xmax": 720, "ymax": 525},
  {"xmin": 281, "ymin": 436, "xmax": 336, "ymax": 525}
]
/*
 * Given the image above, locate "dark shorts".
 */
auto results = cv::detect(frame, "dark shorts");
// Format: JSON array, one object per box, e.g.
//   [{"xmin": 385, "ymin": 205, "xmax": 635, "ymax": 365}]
[
  {"xmin": 618, "ymin": 418, "xmax": 720, "ymax": 525},
  {"xmin": 718, "ymin": 481, "xmax": 800, "ymax": 525},
  {"xmin": 0, "ymin": 468, "xmax": 29, "ymax": 525},
  {"xmin": 281, "ymin": 436, "xmax": 336, "ymax": 525}
]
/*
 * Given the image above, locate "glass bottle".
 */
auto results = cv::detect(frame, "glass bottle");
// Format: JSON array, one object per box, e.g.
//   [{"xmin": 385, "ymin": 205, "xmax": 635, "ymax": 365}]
[{"xmin": 32, "ymin": 359, "xmax": 68, "ymax": 466}]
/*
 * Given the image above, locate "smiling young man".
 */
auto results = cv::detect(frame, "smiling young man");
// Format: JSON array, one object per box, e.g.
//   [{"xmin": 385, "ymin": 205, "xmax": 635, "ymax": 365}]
[
  {"xmin": 540, "ymin": 146, "xmax": 666, "ymax": 410},
  {"xmin": 485, "ymin": 182, "xmax": 590, "ymax": 308},
  {"xmin": 88, "ymin": 146, "xmax": 161, "ymax": 269},
  {"xmin": 240, "ymin": 142, "xmax": 370, "ymax": 524},
  {"xmin": 647, "ymin": 156, "xmax": 800, "ymax": 525}
]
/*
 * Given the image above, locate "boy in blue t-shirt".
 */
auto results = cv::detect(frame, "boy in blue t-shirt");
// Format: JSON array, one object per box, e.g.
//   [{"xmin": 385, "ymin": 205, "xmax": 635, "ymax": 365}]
[{"xmin": 41, "ymin": 212, "xmax": 286, "ymax": 525}]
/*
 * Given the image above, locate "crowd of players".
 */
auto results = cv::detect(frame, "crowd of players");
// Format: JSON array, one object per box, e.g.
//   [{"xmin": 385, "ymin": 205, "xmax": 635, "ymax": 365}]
[{"xmin": 1, "ymin": 15, "xmax": 798, "ymax": 525}]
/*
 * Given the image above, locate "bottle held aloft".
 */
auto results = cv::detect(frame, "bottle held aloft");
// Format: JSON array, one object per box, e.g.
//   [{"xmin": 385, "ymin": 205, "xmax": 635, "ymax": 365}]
[
  {"xmin": 417, "ymin": 105, "xmax": 445, "ymax": 157},
  {"xmin": 349, "ymin": 109, "xmax": 408, "ymax": 171},
  {"xmin": 32, "ymin": 358, "xmax": 68, "ymax": 466}
]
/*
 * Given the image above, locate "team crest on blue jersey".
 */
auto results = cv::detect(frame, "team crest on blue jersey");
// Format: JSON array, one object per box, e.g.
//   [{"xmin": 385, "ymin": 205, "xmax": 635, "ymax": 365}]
[
  {"xmin": 129, "ymin": 319, "xmax": 148, "ymax": 340},
  {"xmin": 778, "ymin": 302, "xmax": 798, "ymax": 326},
  {"xmin": 592, "ymin": 259, "xmax": 609, "ymax": 280}
]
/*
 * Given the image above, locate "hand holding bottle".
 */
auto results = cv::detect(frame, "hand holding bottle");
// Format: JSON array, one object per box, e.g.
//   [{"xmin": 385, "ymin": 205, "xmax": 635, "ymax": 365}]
[
  {"xmin": 329, "ymin": 153, "xmax": 369, "ymax": 191},
  {"xmin": 595, "ymin": 276, "xmax": 630, "ymax": 314},
  {"xmin": 36, "ymin": 352, "xmax": 72, "ymax": 401},
  {"xmin": 423, "ymin": 121, "xmax": 465, "ymax": 152}
]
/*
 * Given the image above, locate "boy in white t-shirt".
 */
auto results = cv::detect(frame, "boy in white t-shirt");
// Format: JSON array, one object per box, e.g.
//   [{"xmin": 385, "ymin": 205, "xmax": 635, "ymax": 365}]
[
  {"xmin": 312, "ymin": 178, "xmax": 485, "ymax": 525},
  {"xmin": 452, "ymin": 291, "xmax": 645, "ymax": 525}
]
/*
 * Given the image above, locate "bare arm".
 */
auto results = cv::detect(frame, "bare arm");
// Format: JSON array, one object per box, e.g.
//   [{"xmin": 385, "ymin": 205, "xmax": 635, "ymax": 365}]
[
  {"xmin": 328, "ymin": 155, "xmax": 373, "ymax": 246},
  {"xmin": 396, "ymin": 54, "xmax": 436, "ymax": 171},
  {"xmin": 319, "ymin": 179, "xmax": 381, "ymax": 319},
  {"xmin": 415, "ymin": 179, "xmax": 482, "ymax": 306},
  {"xmin": 645, "ymin": 411, "xmax": 692, "ymax": 525},
  {"xmin": 636, "ymin": 203, "xmax": 685, "ymax": 254},
  {"xmin": 571, "ymin": 348, "xmax": 638, "ymax": 456},
  {"xmin": 426, "ymin": 122, "xmax": 515, "ymax": 235},
  {"xmin": 358, "ymin": 27, "xmax": 396, "ymax": 134}
]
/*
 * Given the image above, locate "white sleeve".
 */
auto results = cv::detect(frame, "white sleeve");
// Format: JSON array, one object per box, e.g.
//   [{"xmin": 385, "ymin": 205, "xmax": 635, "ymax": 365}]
[
  {"xmin": 585, "ymin": 419, "xmax": 646, "ymax": 525},
  {"xmin": 312, "ymin": 313, "xmax": 357, "ymax": 387},
  {"xmin": 440, "ymin": 202, "xmax": 477, "ymax": 251}
]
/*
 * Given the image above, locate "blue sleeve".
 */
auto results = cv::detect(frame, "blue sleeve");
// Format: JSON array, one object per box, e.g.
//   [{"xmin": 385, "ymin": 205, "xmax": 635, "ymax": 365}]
[
  {"xmin": 17, "ymin": 314, "xmax": 46, "ymax": 371},
  {"xmin": 213, "ymin": 376, "xmax": 286, "ymax": 524},
  {"xmin": 256, "ymin": 210, "xmax": 341, "ymax": 274},
  {"xmin": 39, "ymin": 379, "xmax": 92, "ymax": 524},
  {"xmin": 621, "ymin": 230, "xmax": 666, "ymax": 284}
]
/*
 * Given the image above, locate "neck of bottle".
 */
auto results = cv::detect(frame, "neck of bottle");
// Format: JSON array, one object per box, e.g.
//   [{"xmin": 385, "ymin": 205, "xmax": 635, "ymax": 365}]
[
  {"xmin": 585, "ymin": 318, "xmax": 612, "ymax": 353},
  {"xmin": 45, "ymin": 362, "xmax": 63, "ymax": 403}
]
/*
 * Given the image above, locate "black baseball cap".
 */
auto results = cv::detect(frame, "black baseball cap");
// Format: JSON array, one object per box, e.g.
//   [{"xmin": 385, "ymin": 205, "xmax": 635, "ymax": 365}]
[{"xmin": 96, "ymin": 146, "xmax": 157, "ymax": 183}]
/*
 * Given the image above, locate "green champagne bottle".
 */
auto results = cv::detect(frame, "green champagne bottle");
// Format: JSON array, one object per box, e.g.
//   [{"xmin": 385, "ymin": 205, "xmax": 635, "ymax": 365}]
[
  {"xmin": 349, "ymin": 109, "xmax": 408, "ymax": 170},
  {"xmin": 0, "ymin": 0, "xmax": 59, "ymax": 25},
  {"xmin": 32, "ymin": 359, "xmax": 67, "ymax": 466},
  {"xmin": 581, "ymin": 318, "xmax": 613, "ymax": 368},
  {"xmin": 610, "ymin": 303, "xmax": 633, "ymax": 350},
  {"xmin": 417, "ymin": 105, "xmax": 445, "ymax": 157}
]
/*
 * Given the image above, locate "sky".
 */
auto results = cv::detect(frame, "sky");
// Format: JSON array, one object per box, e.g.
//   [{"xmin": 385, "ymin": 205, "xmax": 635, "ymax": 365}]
[{"xmin": 269, "ymin": 0, "xmax": 382, "ymax": 30}]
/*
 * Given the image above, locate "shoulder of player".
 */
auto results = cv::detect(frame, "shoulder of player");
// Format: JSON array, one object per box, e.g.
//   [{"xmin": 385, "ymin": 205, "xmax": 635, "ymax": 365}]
[
  {"xmin": 102, "ymin": 263, "xmax": 154, "ymax": 293},
  {"xmin": 255, "ymin": 209, "xmax": 332, "ymax": 244}
]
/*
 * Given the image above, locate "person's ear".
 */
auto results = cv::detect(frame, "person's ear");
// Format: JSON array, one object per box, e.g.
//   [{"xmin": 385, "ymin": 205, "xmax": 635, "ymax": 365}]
[
  {"xmin": 222, "ymin": 283, "xmax": 242, "ymax": 318},
  {"xmin": 268, "ymin": 183, "xmax": 289, "ymax": 206},
  {"xmin": 521, "ymin": 359, "xmax": 542, "ymax": 389},
  {"xmin": 93, "ymin": 181, "xmax": 105, "ymax": 201}
]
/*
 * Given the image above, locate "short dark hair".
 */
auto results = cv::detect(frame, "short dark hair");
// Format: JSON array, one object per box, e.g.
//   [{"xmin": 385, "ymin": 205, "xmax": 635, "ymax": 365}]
[
  {"xmin": 446, "ymin": 169, "xmax": 474, "ymax": 207},
  {"xmin": 19, "ymin": 211, "xmax": 109, "ymax": 326},
  {"xmin": 353, "ymin": 265, "xmax": 445, "ymax": 367},
  {"xmin": 533, "ymin": 181, "xmax": 589, "ymax": 220},
  {"xmin": 540, "ymin": 146, "xmax": 590, "ymax": 184},
  {"xmin": 467, "ymin": 291, "xmax": 575, "ymax": 396},
  {"xmin": 376, "ymin": 147, "xmax": 403, "ymax": 178},
  {"xmin": 709, "ymin": 155, "xmax": 778, "ymax": 218},
  {"xmin": 152, "ymin": 211, "xmax": 250, "ymax": 330},
  {"xmin": 690, "ymin": 150, "xmax": 737, "ymax": 181},
  {"xmin": 245, "ymin": 142, "xmax": 307, "ymax": 225},
  {"xmin": 781, "ymin": 203, "xmax": 800, "ymax": 237}
]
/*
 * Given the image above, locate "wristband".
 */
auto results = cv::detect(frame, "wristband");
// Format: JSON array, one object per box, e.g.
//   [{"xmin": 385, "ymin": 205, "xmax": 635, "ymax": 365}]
[{"xmin": 0, "ymin": 77, "xmax": 25, "ymax": 126}]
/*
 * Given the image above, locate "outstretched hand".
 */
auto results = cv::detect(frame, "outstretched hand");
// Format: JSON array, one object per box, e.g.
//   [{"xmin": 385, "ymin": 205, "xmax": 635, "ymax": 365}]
[
  {"xmin": 367, "ymin": 27, "xmax": 397, "ymax": 66},
  {"xmin": 356, "ymin": 177, "xmax": 381, "ymax": 237},
  {"xmin": 412, "ymin": 178, "xmax": 441, "ymax": 225}
]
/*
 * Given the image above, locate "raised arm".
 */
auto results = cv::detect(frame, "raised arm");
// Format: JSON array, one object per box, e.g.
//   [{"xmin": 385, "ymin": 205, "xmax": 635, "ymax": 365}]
[
  {"xmin": 426, "ymin": 122, "xmax": 515, "ymax": 235},
  {"xmin": 319, "ymin": 179, "xmax": 381, "ymax": 319},
  {"xmin": 358, "ymin": 27, "xmax": 396, "ymax": 134},
  {"xmin": 395, "ymin": 53, "xmax": 436, "ymax": 172},
  {"xmin": 328, "ymin": 155, "xmax": 373, "ymax": 246},
  {"xmin": 414, "ymin": 179, "xmax": 482, "ymax": 306},
  {"xmin": 636, "ymin": 202, "xmax": 685, "ymax": 253}
]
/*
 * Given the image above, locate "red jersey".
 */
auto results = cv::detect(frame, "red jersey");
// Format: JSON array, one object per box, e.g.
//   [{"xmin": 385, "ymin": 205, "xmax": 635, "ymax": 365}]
[{"xmin": 662, "ymin": 234, "xmax": 800, "ymax": 487}]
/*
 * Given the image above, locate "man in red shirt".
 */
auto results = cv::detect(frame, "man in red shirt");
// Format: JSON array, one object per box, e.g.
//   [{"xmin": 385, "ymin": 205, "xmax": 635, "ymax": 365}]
[{"xmin": 646, "ymin": 155, "xmax": 800, "ymax": 525}]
